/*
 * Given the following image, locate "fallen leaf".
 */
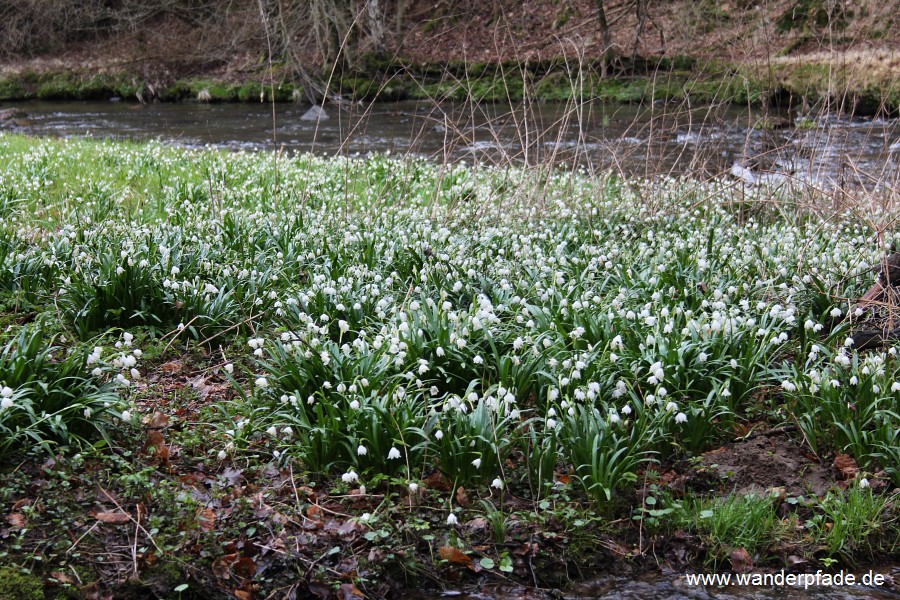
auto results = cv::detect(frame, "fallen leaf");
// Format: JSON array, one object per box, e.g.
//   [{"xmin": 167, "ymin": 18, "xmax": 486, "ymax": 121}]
[
  {"xmin": 233, "ymin": 556, "xmax": 257, "ymax": 579},
  {"xmin": 212, "ymin": 553, "xmax": 237, "ymax": 579},
  {"xmin": 197, "ymin": 508, "xmax": 216, "ymax": 531},
  {"xmin": 234, "ymin": 589, "xmax": 253, "ymax": 600},
  {"xmin": 11, "ymin": 498, "xmax": 31, "ymax": 511},
  {"xmin": 463, "ymin": 517, "xmax": 487, "ymax": 534},
  {"xmin": 834, "ymin": 453, "xmax": 859, "ymax": 480},
  {"xmin": 80, "ymin": 582, "xmax": 100, "ymax": 600},
  {"xmin": 307, "ymin": 505, "xmax": 323, "ymax": 521},
  {"xmin": 95, "ymin": 512, "xmax": 131, "ymax": 524},
  {"xmin": 147, "ymin": 411, "xmax": 169, "ymax": 429},
  {"xmin": 50, "ymin": 571, "xmax": 74, "ymax": 585},
  {"xmin": 144, "ymin": 430, "xmax": 169, "ymax": 464},
  {"xmin": 730, "ymin": 547, "xmax": 753, "ymax": 573},
  {"xmin": 555, "ymin": 471, "xmax": 571, "ymax": 485},
  {"xmin": 422, "ymin": 471, "xmax": 452, "ymax": 491},
  {"xmin": 439, "ymin": 546, "xmax": 472, "ymax": 565},
  {"xmin": 5, "ymin": 513, "xmax": 25, "ymax": 527},
  {"xmin": 160, "ymin": 360, "xmax": 184, "ymax": 375},
  {"xmin": 339, "ymin": 583, "xmax": 365, "ymax": 599},
  {"xmin": 455, "ymin": 486, "xmax": 469, "ymax": 507}
]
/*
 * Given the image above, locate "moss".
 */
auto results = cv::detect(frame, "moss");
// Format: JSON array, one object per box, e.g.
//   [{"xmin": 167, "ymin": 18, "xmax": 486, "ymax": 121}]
[
  {"xmin": 0, "ymin": 566, "xmax": 44, "ymax": 600},
  {"xmin": 237, "ymin": 82, "xmax": 263, "ymax": 102},
  {"xmin": 0, "ymin": 79, "xmax": 30, "ymax": 101}
]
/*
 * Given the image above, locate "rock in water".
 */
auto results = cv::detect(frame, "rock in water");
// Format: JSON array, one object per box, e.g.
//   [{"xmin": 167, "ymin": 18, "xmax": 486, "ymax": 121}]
[
  {"xmin": 0, "ymin": 108, "xmax": 26, "ymax": 123},
  {"xmin": 730, "ymin": 162, "xmax": 757, "ymax": 185},
  {"xmin": 301, "ymin": 105, "xmax": 328, "ymax": 121}
]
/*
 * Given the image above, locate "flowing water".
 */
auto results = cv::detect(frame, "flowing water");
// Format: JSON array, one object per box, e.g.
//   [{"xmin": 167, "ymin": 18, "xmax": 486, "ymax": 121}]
[{"xmin": 3, "ymin": 100, "xmax": 899, "ymax": 187}]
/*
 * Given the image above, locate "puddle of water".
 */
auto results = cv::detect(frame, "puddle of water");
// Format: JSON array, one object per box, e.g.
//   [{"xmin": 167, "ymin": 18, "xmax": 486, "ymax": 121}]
[{"xmin": 3, "ymin": 100, "xmax": 898, "ymax": 186}]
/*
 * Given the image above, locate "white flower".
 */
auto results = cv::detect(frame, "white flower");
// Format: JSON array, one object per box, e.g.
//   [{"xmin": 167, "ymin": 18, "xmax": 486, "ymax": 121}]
[
  {"xmin": 621, "ymin": 404, "xmax": 632, "ymax": 415},
  {"xmin": 0, "ymin": 386, "xmax": 13, "ymax": 398},
  {"xmin": 698, "ymin": 352, "xmax": 708, "ymax": 362},
  {"xmin": 341, "ymin": 470, "xmax": 359, "ymax": 483},
  {"xmin": 360, "ymin": 512, "xmax": 371, "ymax": 521},
  {"xmin": 547, "ymin": 418, "xmax": 557, "ymax": 429},
  {"xmin": 91, "ymin": 367, "xmax": 102, "ymax": 377},
  {"xmin": 472, "ymin": 458, "xmax": 482, "ymax": 469},
  {"xmin": 446, "ymin": 513, "xmax": 458, "ymax": 526},
  {"xmin": 224, "ymin": 363, "xmax": 234, "ymax": 374},
  {"xmin": 255, "ymin": 377, "xmax": 269, "ymax": 388},
  {"xmin": 266, "ymin": 426, "xmax": 277, "ymax": 436},
  {"xmin": 675, "ymin": 412, "xmax": 688, "ymax": 424},
  {"xmin": 781, "ymin": 380, "xmax": 796, "ymax": 392},
  {"xmin": 357, "ymin": 444, "xmax": 368, "ymax": 456},
  {"xmin": 388, "ymin": 447, "xmax": 402, "ymax": 460},
  {"xmin": 217, "ymin": 450, "xmax": 227, "ymax": 460},
  {"xmin": 665, "ymin": 401, "xmax": 678, "ymax": 412},
  {"xmin": 435, "ymin": 430, "xmax": 444, "ymax": 440},
  {"xmin": 408, "ymin": 482, "xmax": 419, "ymax": 492},
  {"xmin": 491, "ymin": 478, "xmax": 503, "ymax": 490},
  {"xmin": 858, "ymin": 478, "xmax": 870, "ymax": 489},
  {"xmin": 121, "ymin": 410, "xmax": 132, "ymax": 421},
  {"xmin": 1, "ymin": 397, "xmax": 14, "ymax": 410},
  {"xmin": 349, "ymin": 399, "xmax": 360, "ymax": 410},
  {"xmin": 830, "ymin": 307, "xmax": 842, "ymax": 318}
]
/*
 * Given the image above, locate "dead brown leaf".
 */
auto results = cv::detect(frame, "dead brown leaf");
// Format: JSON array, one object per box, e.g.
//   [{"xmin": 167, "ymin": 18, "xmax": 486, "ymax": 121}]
[
  {"xmin": 212, "ymin": 553, "xmax": 237, "ymax": 580},
  {"xmin": 234, "ymin": 589, "xmax": 253, "ymax": 600},
  {"xmin": 5, "ymin": 513, "xmax": 25, "ymax": 528},
  {"xmin": 197, "ymin": 508, "xmax": 216, "ymax": 531},
  {"xmin": 147, "ymin": 411, "xmax": 169, "ymax": 429},
  {"xmin": 50, "ymin": 571, "xmax": 75, "ymax": 585},
  {"xmin": 834, "ymin": 453, "xmax": 859, "ymax": 480},
  {"xmin": 439, "ymin": 546, "xmax": 472, "ymax": 565},
  {"xmin": 455, "ymin": 486, "xmax": 469, "ymax": 507},
  {"xmin": 160, "ymin": 360, "xmax": 184, "ymax": 374},
  {"xmin": 95, "ymin": 512, "xmax": 131, "ymax": 525},
  {"xmin": 730, "ymin": 547, "xmax": 753, "ymax": 573},
  {"xmin": 422, "ymin": 471, "xmax": 452, "ymax": 491},
  {"xmin": 339, "ymin": 583, "xmax": 365, "ymax": 599},
  {"xmin": 233, "ymin": 556, "xmax": 257, "ymax": 579}
]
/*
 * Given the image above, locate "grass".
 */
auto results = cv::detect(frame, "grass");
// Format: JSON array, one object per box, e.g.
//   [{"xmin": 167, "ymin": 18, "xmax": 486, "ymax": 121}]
[{"xmin": 0, "ymin": 132, "xmax": 897, "ymax": 595}]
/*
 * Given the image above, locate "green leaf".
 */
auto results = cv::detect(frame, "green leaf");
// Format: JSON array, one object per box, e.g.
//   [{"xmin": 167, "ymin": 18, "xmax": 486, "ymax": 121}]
[
  {"xmin": 479, "ymin": 557, "xmax": 495, "ymax": 569},
  {"xmin": 174, "ymin": 584, "xmax": 189, "ymax": 592}
]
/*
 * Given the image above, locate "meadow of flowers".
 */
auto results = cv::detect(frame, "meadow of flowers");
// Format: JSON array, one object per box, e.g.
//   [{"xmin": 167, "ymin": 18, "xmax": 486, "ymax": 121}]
[{"xmin": 0, "ymin": 133, "xmax": 897, "ymax": 582}]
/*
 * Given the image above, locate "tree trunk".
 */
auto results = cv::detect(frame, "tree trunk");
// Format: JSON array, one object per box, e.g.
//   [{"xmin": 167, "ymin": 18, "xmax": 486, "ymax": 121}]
[
  {"xmin": 596, "ymin": 0, "xmax": 612, "ymax": 78},
  {"xmin": 366, "ymin": 0, "xmax": 385, "ymax": 54}
]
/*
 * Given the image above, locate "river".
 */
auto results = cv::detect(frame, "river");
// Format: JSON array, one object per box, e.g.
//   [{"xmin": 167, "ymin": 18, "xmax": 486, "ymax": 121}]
[{"xmin": 2, "ymin": 100, "xmax": 899, "ymax": 188}]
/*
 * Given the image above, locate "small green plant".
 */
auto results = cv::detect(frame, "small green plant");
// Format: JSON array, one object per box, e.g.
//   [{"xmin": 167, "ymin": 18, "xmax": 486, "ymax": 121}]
[
  {"xmin": 681, "ymin": 492, "xmax": 785, "ymax": 564},
  {"xmin": 807, "ymin": 484, "xmax": 894, "ymax": 564},
  {"xmin": 0, "ymin": 324, "xmax": 127, "ymax": 456}
]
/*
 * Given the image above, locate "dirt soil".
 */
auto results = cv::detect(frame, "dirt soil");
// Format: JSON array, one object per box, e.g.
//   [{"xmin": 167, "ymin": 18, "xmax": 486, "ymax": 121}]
[{"xmin": 699, "ymin": 431, "xmax": 835, "ymax": 498}]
